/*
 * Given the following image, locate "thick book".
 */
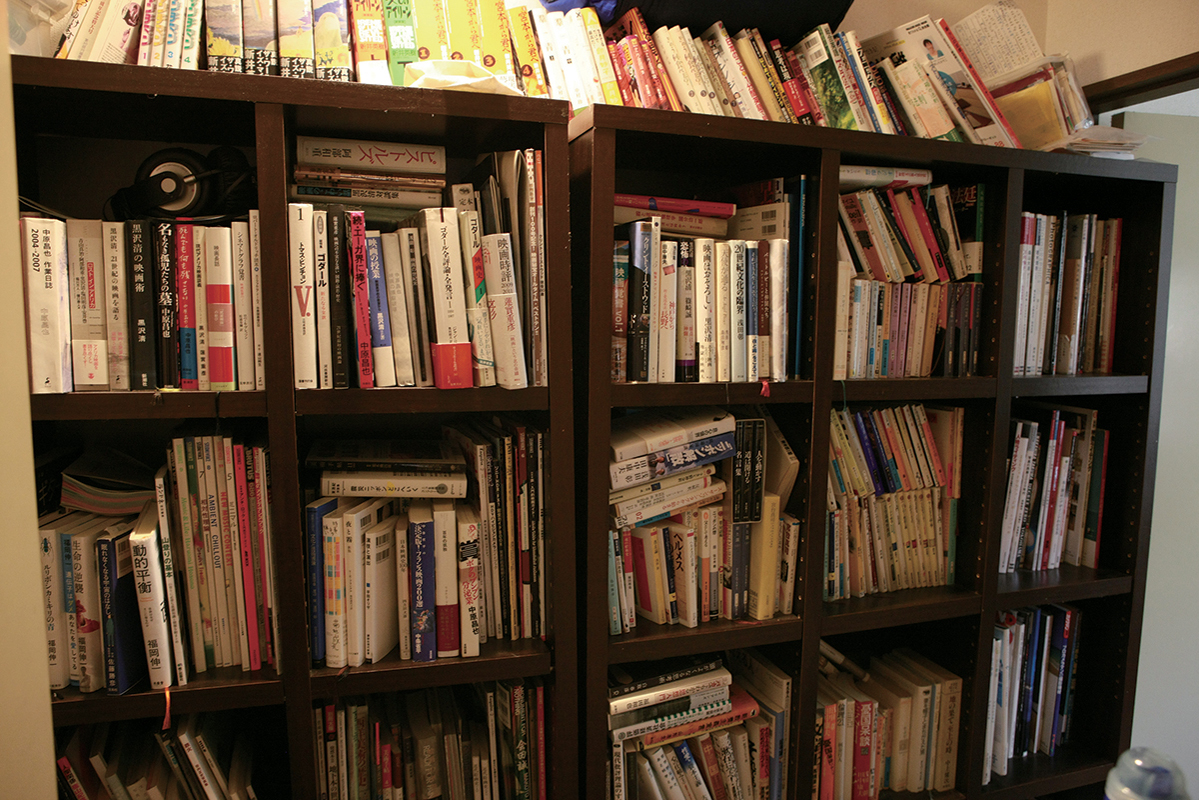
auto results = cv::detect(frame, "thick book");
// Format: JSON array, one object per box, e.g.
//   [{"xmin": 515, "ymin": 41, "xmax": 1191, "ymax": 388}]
[
  {"xmin": 22, "ymin": 217, "xmax": 73, "ymax": 393},
  {"xmin": 407, "ymin": 500, "xmax": 438, "ymax": 661},
  {"xmin": 288, "ymin": 203, "xmax": 318, "ymax": 388},
  {"xmin": 416, "ymin": 208, "xmax": 472, "ymax": 389},
  {"xmin": 610, "ymin": 431, "xmax": 737, "ymax": 490},
  {"xmin": 129, "ymin": 502, "xmax": 175, "ymax": 690},
  {"xmin": 609, "ymin": 654, "xmax": 725, "ymax": 699},
  {"xmin": 481, "ymin": 232, "xmax": 528, "ymax": 389}
]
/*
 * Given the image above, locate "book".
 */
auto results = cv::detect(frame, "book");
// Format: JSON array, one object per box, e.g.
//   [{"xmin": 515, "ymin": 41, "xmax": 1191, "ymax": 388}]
[
  {"xmin": 129, "ymin": 502, "xmax": 175, "ymax": 690},
  {"xmin": 320, "ymin": 469, "xmax": 468, "ymax": 498},
  {"xmin": 481, "ymin": 232, "xmax": 529, "ymax": 390},
  {"xmin": 297, "ymin": 135, "xmax": 447, "ymax": 174},
  {"xmin": 22, "ymin": 217, "xmax": 73, "ymax": 393}
]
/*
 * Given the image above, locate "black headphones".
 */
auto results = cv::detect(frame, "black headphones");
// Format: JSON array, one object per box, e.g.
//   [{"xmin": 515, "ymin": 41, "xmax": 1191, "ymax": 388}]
[{"xmin": 108, "ymin": 146, "xmax": 257, "ymax": 221}]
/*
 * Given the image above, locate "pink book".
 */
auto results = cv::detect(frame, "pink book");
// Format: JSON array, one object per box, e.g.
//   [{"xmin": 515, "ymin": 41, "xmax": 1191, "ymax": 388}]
[
  {"xmin": 206, "ymin": 228, "xmax": 238, "ymax": 390},
  {"xmin": 908, "ymin": 188, "xmax": 952, "ymax": 282},
  {"xmin": 252, "ymin": 445, "xmax": 274, "ymax": 665},
  {"xmin": 614, "ymin": 193, "xmax": 737, "ymax": 219},
  {"xmin": 233, "ymin": 444, "xmax": 261, "ymax": 671},
  {"xmin": 347, "ymin": 211, "xmax": 374, "ymax": 388}
]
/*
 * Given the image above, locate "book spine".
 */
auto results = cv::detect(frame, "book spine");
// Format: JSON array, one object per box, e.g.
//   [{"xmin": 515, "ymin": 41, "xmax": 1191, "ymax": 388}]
[
  {"xmin": 233, "ymin": 444, "xmax": 261, "ymax": 671},
  {"xmin": 458, "ymin": 508, "xmax": 482, "ymax": 658},
  {"xmin": 230, "ymin": 221, "xmax": 256, "ymax": 390},
  {"xmin": 288, "ymin": 204, "xmax": 318, "ymax": 388},
  {"xmin": 73, "ymin": 532, "xmax": 104, "ymax": 692},
  {"xmin": 408, "ymin": 514, "xmax": 437, "ymax": 661},
  {"xmin": 131, "ymin": 527, "xmax": 175, "ymax": 689},
  {"xmin": 364, "ymin": 231, "xmax": 397, "ymax": 387},
  {"xmin": 205, "ymin": 226, "xmax": 237, "ymax": 391},
  {"xmin": 433, "ymin": 500, "xmax": 460, "ymax": 658}
]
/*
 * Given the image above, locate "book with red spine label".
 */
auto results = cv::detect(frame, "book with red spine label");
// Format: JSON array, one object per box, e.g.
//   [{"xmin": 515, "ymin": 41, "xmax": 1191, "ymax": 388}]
[
  {"xmin": 175, "ymin": 222, "xmax": 198, "ymax": 390},
  {"xmin": 346, "ymin": 210, "xmax": 374, "ymax": 388},
  {"xmin": 205, "ymin": 225, "xmax": 237, "ymax": 391},
  {"xmin": 615, "ymin": 194, "xmax": 737, "ymax": 219},
  {"xmin": 433, "ymin": 499, "xmax": 460, "ymax": 658}
]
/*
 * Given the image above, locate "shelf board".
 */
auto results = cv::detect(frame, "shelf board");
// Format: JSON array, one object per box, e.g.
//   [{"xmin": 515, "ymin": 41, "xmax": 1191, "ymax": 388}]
[
  {"xmin": 1011, "ymin": 374, "xmax": 1148, "ymax": 397},
  {"xmin": 996, "ymin": 564, "xmax": 1133, "ymax": 606},
  {"xmin": 607, "ymin": 615, "xmax": 801, "ymax": 665},
  {"xmin": 609, "ymin": 381, "xmax": 813, "ymax": 408},
  {"xmin": 295, "ymin": 386, "xmax": 549, "ymax": 415},
  {"xmin": 309, "ymin": 638, "xmax": 552, "ymax": 697},
  {"xmin": 882, "ymin": 789, "xmax": 963, "ymax": 800},
  {"xmin": 838, "ymin": 377, "xmax": 997, "ymax": 402},
  {"xmin": 981, "ymin": 747, "xmax": 1113, "ymax": 800},
  {"xmin": 30, "ymin": 390, "xmax": 267, "ymax": 420},
  {"xmin": 51, "ymin": 667, "xmax": 284, "ymax": 727},
  {"xmin": 821, "ymin": 586, "xmax": 983, "ymax": 635}
]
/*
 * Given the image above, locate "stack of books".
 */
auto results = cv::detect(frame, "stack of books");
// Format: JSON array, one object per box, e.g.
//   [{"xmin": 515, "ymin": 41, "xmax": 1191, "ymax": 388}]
[
  {"xmin": 21, "ymin": 215, "xmax": 265, "ymax": 394},
  {"xmin": 826, "ymin": 404, "xmax": 963, "ymax": 600},
  {"xmin": 313, "ymin": 682, "xmax": 543, "ymax": 800},
  {"xmin": 997, "ymin": 403, "xmax": 1108, "ymax": 573},
  {"xmin": 609, "ymin": 650, "xmax": 792, "ymax": 800},
  {"xmin": 607, "ymin": 407, "xmax": 802, "ymax": 632},
  {"xmin": 307, "ymin": 423, "xmax": 547, "ymax": 667},
  {"xmin": 56, "ymin": 713, "xmax": 259, "ymax": 800},
  {"xmin": 986, "ymin": 605, "xmax": 1083, "ymax": 782},
  {"xmin": 288, "ymin": 138, "xmax": 545, "ymax": 390},
  {"xmin": 815, "ymin": 644, "xmax": 963, "ymax": 800},
  {"xmin": 1013, "ymin": 211, "xmax": 1123, "ymax": 377}
]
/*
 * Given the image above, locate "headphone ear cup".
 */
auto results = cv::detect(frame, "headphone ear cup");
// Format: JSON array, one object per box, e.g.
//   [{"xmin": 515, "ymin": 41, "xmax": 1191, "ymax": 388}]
[
  {"xmin": 135, "ymin": 147, "xmax": 211, "ymax": 216},
  {"xmin": 205, "ymin": 145, "xmax": 256, "ymax": 216}
]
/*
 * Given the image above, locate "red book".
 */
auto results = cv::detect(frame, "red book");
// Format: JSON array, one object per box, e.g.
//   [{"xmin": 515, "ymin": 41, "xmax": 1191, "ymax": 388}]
[
  {"xmin": 625, "ymin": 36, "xmax": 662, "ymax": 110},
  {"xmin": 839, "ymin": 194, "xmax": 888, "ymax": 282},
  {"xmin": 176, "ymin": 223, "xmax": 198, "ymax": 390},
  {"xmin": 638, "ymin": 683, "xmax": 760, "ymax": 747},
  {"xmin": 851, "ymin": 698, "xmax": 875, "ymax": 800},
  {"xmin": 768, "ymin": 38, "xmax": 815, "ymax": 124},
  {"xmin": 607, "ymin": 39, "xmax": 636, "ymax": 106},
  {"xmin": 233, "ymin": 443, "xmax": 261, "ymax": 671},
  {"xmin": 614, "ymin": 193, "xmax": 737, "ymax": 219},
  {"xmin": 818, "ymin": 700, "xmax": 836, "ymax": 800},
  {"xmin": 346, "ymin": 211, "xmax": 374, "ymax": 388},
  {"xmin": 783, "ymin": 46, "xmax": 826, "ymax": 126},
  {"xmin": 908, "ymin": 188, "xmax": 952, "ymax": 283}
]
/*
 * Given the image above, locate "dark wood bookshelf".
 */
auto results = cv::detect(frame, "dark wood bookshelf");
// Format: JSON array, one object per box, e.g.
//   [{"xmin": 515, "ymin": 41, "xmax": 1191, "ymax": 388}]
[
  {"xmin": 570, "ymin": 94, "xmax": 1173, "ymax": 800},
  {"xmin": 14, "ymin": 56, "xmax": 576, "ymax": 800}
]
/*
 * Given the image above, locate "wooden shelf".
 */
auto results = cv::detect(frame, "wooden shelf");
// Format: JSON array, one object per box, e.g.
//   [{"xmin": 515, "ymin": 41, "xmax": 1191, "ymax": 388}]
[
  {"xmin": 838, "ymin": 377, "xmax": 998, "ymax": 402},
  {"xmin": 995, "ymin": 565, "xmax": 1133, "ymax": 606},
  {"xmin": 1011, "ymin": 374, "xmax": 1149, "ymax": 397},
  {"xmin": 30, "ymin": 390, "xmax": 267, "ymax": 420},
  {"xmin": 309, "ymin": 638, "xmax": 552, "ymax": 697},
  {"xmin": 980, "ymin": 747, "xmax": 1114, "ymax": 800},
  {"xmin": 609, "ymin": 381, "xmax": 814, "ymax": 408},
  {"xmin": 51, "ymin": 668, "xmax": 283, "ymax": 727},
  {"xmin": 607, "ymin": 616, "xmax": 802, "ymax": 665},
  {"xmin": 821, "ymin": 587, "xmax": 983, "ymax": 635},
  {"xmin": 294, "ymin": 386, "xmax": 550, "ymax": 415}
]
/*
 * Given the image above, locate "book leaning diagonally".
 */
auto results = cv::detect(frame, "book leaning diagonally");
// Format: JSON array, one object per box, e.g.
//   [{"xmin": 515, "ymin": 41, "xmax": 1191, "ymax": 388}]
[{"xmin": 481, "ymin": 233, "xmax": 528, "ymax": 389}]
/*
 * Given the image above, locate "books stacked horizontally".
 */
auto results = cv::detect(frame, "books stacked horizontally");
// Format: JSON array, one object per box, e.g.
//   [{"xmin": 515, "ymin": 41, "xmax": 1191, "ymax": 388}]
[
  {"xmin": 1013, "ymin": 211, "xmax": 1123, "ymax": 377},
  {"xmin": 313, "ymin": 682, "xmax": 544, "ymax": 800},
  {"xmin": 997, "ymin": 403, "xmax": 1108, "ymax": 573},
  {"xmin": 609, "ymin": 650, "xmax": 792, "ymax": 800},
  {"xmin": 289, "ymin": 139, "xmax": 546, "ymax": 390},
  {"xmin": 56, "ymin": 714, "xmax": 260, "ymax": 800},
  {"xmin": 826, "ymin": 404, "xmax": 963, "ymax": 600},
  {"xmin": 607, "ymin": 406, "xmax": 802, "ymax": 633},
  {"xmin": 614, "ymin": 178, "xmax": 807, "ymax": 384},
  {"xmin": 835, "ymin": 167, "xmax": 984, "ymax": 380},
  {"xmin": 41, "ymin": 434, "xmax": 276, "ymax": 695},
  {"xmin": 986, "ymin": 605, "xmax": 1083, "ymax": 783},
  {"xmin": 815, "ymin": 644, "xmax": 963, "ymax": 800},
  {"xmin": 21, "ymin": 215, "xmax": 265, "ymax": 394},
  {"xmin": 307, "ymin": 423, "xmax": 546, "ymax": 668}
]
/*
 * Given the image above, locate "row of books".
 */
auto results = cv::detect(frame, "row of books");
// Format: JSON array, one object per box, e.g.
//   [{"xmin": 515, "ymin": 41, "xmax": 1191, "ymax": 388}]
[
  {"xmin": 826, "ymin": 405, "xmax": 964, "ymax": 601},
  {"xmin": 57, "ymin": 714, "xmax": 258, "ymax": 800},
  {"xmin": 997, "ymin": 404, "xmax": 1108, "ymax": 573},
  {"xmin": 815, "ymin": 646, "xmax": 962, "ymax": 800},
  {"xmin": 313, "ymin": 682, "xmax": 545, "ymax": 800},
  {"xmin": 21, "ymin": 215, "xmax": 264, "ymax": 394},
  {"xmin": 288, "ymin": 142, "xmax": 546, "ymax": 390},
  {"xmin": 1013, "ymin": 211, "xmax": 1123, "ymax": 377},
  {"xmin": 609, "ymin": 649, "xmax": 792, "ymax": 800},
  {"xmin": 985, "ymin": 605, "xmax": 1083, "ymax": 783},
  {"xmin": 307, "ymin": 422, "xmax": 547, "ymax": 668}
]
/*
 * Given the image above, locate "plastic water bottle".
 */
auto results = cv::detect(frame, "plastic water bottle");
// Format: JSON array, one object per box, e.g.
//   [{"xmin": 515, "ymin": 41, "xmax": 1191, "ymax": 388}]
[{"xmin": 1106, "ymin": 748, "xmax": 1190, "ymax": 800}]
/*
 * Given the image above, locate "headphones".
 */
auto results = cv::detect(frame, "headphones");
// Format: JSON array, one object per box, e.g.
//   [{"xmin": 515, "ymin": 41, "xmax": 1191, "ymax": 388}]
[{"xmin": 108, "ymin": 146, "xmax": 257, "ymax": 221}]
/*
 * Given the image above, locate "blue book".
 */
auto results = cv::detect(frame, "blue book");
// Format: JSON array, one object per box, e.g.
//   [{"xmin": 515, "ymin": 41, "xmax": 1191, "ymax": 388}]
[
  {"xmin": 607, "ymin": 531, "xmax": 622, "ymax": 635},
  {"xmin": 849, "ymin": 412, "xmax": 887, "ymax": 495},
  {"xmin": 59, "ymin": 529, "xmax": 79, "ymax": 686},
  {"xmin": 98, "ymin": 528, "xmax": 148, "ymax": 694},
  {"xmin": 407, "ymin": 501, "xmax": 437, "ymax": 662},
  {"xmin": 835, "ymin": 32, "xmax": 884, "ymax": 133},
  {"xmin": 364, "ymin": 232, "xmax": 397, "ymax": 387},
  {"xmin": 609, "ymin": 431, "xmax": 737, "ymax": 490},
  {"xmin": 861, "ymin": 411, "xmax": 901, "ymax": 493},
  {"xmin": 305, "ymin": 497, "xmax": 342, "ymax": 663}
]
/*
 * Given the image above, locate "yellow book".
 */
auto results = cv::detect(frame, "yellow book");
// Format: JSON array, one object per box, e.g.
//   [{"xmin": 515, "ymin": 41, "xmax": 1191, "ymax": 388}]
[
  {"xmin": 442, "ymin": 0, "xmax": 480, "ymax": 63},
  {"xmin": 506, "ymin": 1, "xmax": 549, "ymax": 97},
  {"xmin": 579, "ymin": 6, "xmax": 623, "ymax": 105},
  {"xmin": 476, "ymin": 0, "xmax": 516, "ymax": 84},
  {"xmin": 411, "ymin": 0, "xmax": 447, "ymax": 63},
  {"xmin": 746, "ymin": 491, "xmax": 781, "ymax": 620}
]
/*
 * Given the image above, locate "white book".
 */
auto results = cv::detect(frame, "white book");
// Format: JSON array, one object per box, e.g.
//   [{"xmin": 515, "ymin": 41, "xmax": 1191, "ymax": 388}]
[
  {"xmin": 527, "ymin": 6, "xmax": 569, "ymax": 103},
  {"xmin": 231, "ymin": 220, "xmax": 256, "ymax": 391},
  {"xmin": 288, "ymin": 203, "xmax": 318, "ymax": 388},
  {"xmin": 700, "ymin": 22, "xmax": 768, "ymax": 120},
  {"xmin": 728, "ymin": 725, "xmax": 753, "ymax": 800},
  {"xmin": 714, "ymin": 241, "xmax": 731, "ymax": 382},
  {"xmin": 313, "ymin": 210, "xmax": 333, "ymax": 389},
  {"xmin": 101, "ymin": 221, "xmax": 130, "ymax": 390},
  {"xmin": 363, "ymin": 516, "xmax": 399, "ymax": 663},
  {"xmin": 39, "ymin": 511, "xmax": 81, "ymax": 689},
  {"xmin": 729, "ymin": 240, "xmax": 748, "ymax": 383},
  {"xmin": 1014, "ymin": 212, "xmax": 1034, "ymax": 376},
  {"xmin": 647, "ymin": 746, "xmax": 689, "ymax": 800},
  {"xmin": 161, "ymin": 0, "xmax": 186, "ymax": 67},
  {"xmin": 894, "ymin": 648, "xmax": 962, "ymax": 792},
  {"xmin": 295, "ymin": 136, "xmax": 448, "ymax": 174},
  {"xmin": 154, "ymin": 464, "xmax": 189, "ymax": 686},
  {"xmin": 562, "ymin": 9, "xmax": 604, "ymax": 104},
  {"xmin": 136, "ymin": 0, "xmax": 159, "ymax": 65},
  {"xmin": 432, "ymin": 499, "xmax": 459, "ymax": 658},
  {"xmin": 147, "ymin": 0, "xmax": 174, "ymax": 66},
  {"xmin": 23, "ymin": 217, "xmax": 72, "ymax": 393},
  {"xmin": 458, "ymin": 210, "xmax": 498, "ymax": 388},
  {"xmin": 364, "ymin": 230, "xmax": 397, "ymax": 388},
  {"xmin": 396, "ymin": 227, "xmax": 434, "ymax": 387},
  {"xmin": 767, "ymin": 238, "xmax": 789, "ymax": 381},
  {"xmin": 870, "ymin": 657, "xmax": 932, "ymax": 792},
  {"xmin": 673, "ymin": 26, "xmax": 719, "ymax": 115},
  {"xmin": 694, "ymin": 238, "xmax": 716, "ymax": 382},
  {"xmin": 320, "ymin": 470, "xmax": 469, "ymax": 498},
  {"xmin": 66, "ymin": 218, "xmax": 109, "ymax": 391},
  {"xmin": 129, "ymin": 503, "xmax": 175, "ymax": 690},
  {"xmin": 343, "ymin": 498, "xmax": 392, "ymax": 667},
  {"xmin": 457, "ymin": 504, "xmax": 483, "ymax": 658},
  {"xmin": 645, "ymin": 216, "xmax": 662, "ymax": 382},
  {"xmin": 192, "ymin": 226, "xmax": 210, "ymax": 391},
  {"xmin": 416, "ymin": 208, "xmax": 471, "ymax": 342},
  {"xmin": 323, "ymin": 502, "xmax": 354, "ymax": 670},
  {"xmin": 656, "ymin": 239, "xmax": 678, "ymax": 383},
  {"xmin": 745, "ymin": 240, "xmax": 760, "ymax": 382},
  {"xmin": 481, "ymin": 233, "xmax": 528, "ymax": 389},
  {"xmin": 379, "ymin": 232, "xmax": 416, "ymax": 387},
  {"xmin": 984, "ymin": 636, "xmax": 1000, "ymax": 784},
  {"xmin": 393, "ymin": 511, "xmax": 411, "ymax": 660},
  {"xmin": 64, "ymin": 0, "xmax": 112, "ymax": 60},
  {"xmin": 665, "ymin": 522, "xmax": 698, "ymax": 628},
  {"xmin": 652, "ymin": 25, "xmax": 701, "ymax": 113},
  {"xmin": 857, "ymin": 673, "xmax": 912, "ymax": 792},
  {"xmin": 249, "ymin": 210, "xmax": 266, "ymax": 389}
]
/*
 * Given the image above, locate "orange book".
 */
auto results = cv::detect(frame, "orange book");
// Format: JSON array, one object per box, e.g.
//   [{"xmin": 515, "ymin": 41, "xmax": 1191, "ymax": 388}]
[
  {"xmin": 411, "ymin": 0, "xmax": 447, "ymax": 62},
  {"xmin": 605, "ymin": 8, "xmax": 682, "ymax": 112}
]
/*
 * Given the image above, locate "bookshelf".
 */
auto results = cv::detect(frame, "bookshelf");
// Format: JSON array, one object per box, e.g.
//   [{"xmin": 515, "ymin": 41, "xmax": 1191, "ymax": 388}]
[
  {"xmin": 568, "ymin": 104, "xmax": 1174, "ymax": 800},
  {"xmin": 11, "ymin": 55, "xmax": 576, "ymax": 799}
]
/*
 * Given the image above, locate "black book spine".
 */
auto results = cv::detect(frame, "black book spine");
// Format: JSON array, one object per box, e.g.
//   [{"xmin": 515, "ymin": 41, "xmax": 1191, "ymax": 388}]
[
  {"xmin": 526, "ymin": 427, "xmax": 541, "ymax": 638},
  {"xmin": 944, "ymin": 284, "xmax": 959, "ymax": 378},
  {"xmin": 125, "ymin": 219, "xmax": 158, "ymax": 389},
  {"xmin": 327, "ymin": 204, "xmax": 351, "ymax": 389},
  {"xmin": 969, "ymin": 282, "xmax": 983, "ymax": 377},
  {"xmin": 152, "ymin": 221, "xmax": 178, "ymax": 388},
  {"xmin": 606, "ymin": 656, "xmax": 725, "ymax": 698},
  {"xmin": 751, "ymin": 418, "xmax": 765, "ymax": 521},
  {"xmin": 624, "ymin": 222, "xmax": 652, "ymax": 383}
]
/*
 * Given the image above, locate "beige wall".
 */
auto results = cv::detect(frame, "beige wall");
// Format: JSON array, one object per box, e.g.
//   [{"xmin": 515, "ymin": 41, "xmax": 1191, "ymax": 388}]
[
  {"xmin": 840, "ymin": 0, "xmax": 1049, "ymax": 49},
  {"xmin": 0, "ymin": 40, "xmax": 59, "ymax": 800}
]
